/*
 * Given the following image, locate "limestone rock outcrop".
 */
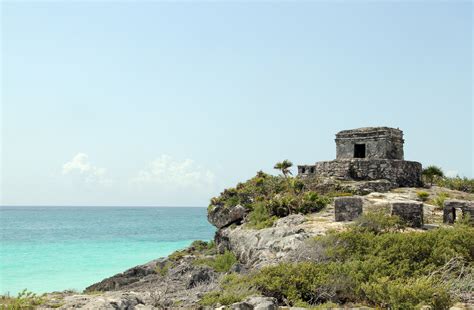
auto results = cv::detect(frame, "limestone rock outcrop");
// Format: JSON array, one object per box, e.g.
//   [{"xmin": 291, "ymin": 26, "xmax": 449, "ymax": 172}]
[{"xmin": 208, "ymin": 204, "xmax": 248, "ymax": 229}]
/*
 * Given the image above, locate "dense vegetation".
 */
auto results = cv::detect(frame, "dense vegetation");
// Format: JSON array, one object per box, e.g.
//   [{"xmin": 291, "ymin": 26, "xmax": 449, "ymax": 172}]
[
  {"xmin": 210, "ymin": 169, "xmax": 331, "ymax": 229},
  {"xmin": 201, "ymin": 213, "xmax": 474, "ymax": 309}
]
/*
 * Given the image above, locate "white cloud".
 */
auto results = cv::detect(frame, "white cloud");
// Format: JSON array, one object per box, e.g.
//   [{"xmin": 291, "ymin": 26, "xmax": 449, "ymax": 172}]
[
  {"xmin": 62, "ymin": 153, "xmax": 110, "ymax": 185},
  {"xmin": 131, "ymin": 155, "xmax": 215, "ymax": 190}
]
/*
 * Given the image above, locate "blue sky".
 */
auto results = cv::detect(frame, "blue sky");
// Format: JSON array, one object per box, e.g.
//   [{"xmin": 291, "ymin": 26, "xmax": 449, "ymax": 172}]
[{"xmin": 1, "ymin": 1, "xmax": 472, "ymax": 206}]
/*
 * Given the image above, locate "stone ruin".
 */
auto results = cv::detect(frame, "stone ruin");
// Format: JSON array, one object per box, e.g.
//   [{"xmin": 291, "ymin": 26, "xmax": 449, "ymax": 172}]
[
  {"xmin": 334, "ymin": 196, "xmax": 424, "ymax": 228},
  {"xmin": 298, "ymin": 127, "xmax": 422, "ymax": 188},
  {"xmin": 390, "ymin": 201, "xmax": 424, "ymax": 228},
  {"xmin": 334, "ymin": 196, "xmax": 363, "ymax": 222},
  {"xmin": 296, "ymin": 127, "xmax": 474, "ymax": 228},
  {"xmin": 443, "ymin": 199, "xmax": 474, "ymax": 226}
]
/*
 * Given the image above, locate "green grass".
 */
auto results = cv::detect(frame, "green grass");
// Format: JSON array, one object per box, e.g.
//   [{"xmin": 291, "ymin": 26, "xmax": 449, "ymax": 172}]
[{"xmin": 194, "ymin": 250, "xmax": 238, "ymax": 273}]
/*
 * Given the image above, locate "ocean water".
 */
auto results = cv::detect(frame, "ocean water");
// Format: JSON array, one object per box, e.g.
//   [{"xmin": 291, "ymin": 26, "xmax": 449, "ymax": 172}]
[{"xmin": 0, "ymin": 207, "xmax": 215, "ymax": 295}]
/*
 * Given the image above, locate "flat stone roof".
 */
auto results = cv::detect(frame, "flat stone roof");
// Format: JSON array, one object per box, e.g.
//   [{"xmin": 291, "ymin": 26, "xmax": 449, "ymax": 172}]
[{"xmin": 336, "ymin": 127, "xmax": 403, "ymax": 139}]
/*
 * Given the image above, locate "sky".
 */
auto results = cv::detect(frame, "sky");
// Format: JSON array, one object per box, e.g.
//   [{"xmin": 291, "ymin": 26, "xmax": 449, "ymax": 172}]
[{"xmin": 1, "ymin": 1, "xmax": 472, "ymax": 206}]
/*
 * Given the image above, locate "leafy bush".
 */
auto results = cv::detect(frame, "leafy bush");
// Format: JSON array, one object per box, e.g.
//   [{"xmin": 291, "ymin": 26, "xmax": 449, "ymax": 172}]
[
  {"xmin": 201, "ymin": 222, "xmax": 474, "ymax": 308},
  {"xmin": 189, "ymin": 240, "xmax": 216, "ymax": 255},
  {"xmin": 194, "ymin": 250, "xmax": 238, "ymax": 273},
  {"xmin": 199, "ymin": 273, "xmax": 257, "ymax": 306},
  {"xmin": 255, "ymin": 224, "xmax": 473, "ymax": 307},
  {"xmin": 297, "ymin": 192, "xmax": 331, "ymax": 214},
  {"xmin": 416, "ymin": 191, "xmax": 430, "ymax": 202},
  {"xmin": 422, "ymin": 165, "xmax": 444, "ymax": 186},
  {"xmin": 361, "ymin": 276, "xmax": 451, "ymax": 309},
  {"xmin": 247, "ymin": 203, "xmax": 278, "ymax": 229},
  {"xmin": 168, "ymin": 240, "xmax": 216, "ymax": 262},
  {"xmin": 432, "ymin": 192, "xmax": 450, "ymax": 209},
  {"xmin": 209, "ymin": 172, "xmax": 288, "ymax": 209},
  {"xmin": 353, "ymin": 211, "xmax": 405, "ymax": 234},
  {"xmin": 209, "ymin": 171, "xmax": 331, "ymax": 229}
]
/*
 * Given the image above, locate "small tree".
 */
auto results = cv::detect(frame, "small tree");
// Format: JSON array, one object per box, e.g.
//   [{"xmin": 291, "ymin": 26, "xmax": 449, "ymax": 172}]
[
  {"xmin": 274, "ymin": 160, "xmax": 293, "ymax": 178},
  {"xmin": 422, "ymin": 165, "xmax": 444, "ymax": 186}
]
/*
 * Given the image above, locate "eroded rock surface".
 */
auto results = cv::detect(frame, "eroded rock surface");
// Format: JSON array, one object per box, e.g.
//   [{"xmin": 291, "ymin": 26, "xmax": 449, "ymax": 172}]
[
  {"xmin": 208, "ymin": 204, "xmax": 248, "ymax": 228},
  {"xmin": 215, "ymin": 214, "xmax": 345, "ymax": 268}
]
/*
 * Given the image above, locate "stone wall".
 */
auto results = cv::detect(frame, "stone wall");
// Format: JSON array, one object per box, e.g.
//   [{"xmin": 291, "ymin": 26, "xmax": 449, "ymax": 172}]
[
  {"xmin": 298, "ymin": 159, "xmax": 422, "ymax": 188},
  {"xmin": 390, "ymin": 201, "xmax": 424, "ymax": 228},
  {"xmin": 443, "ymin": 199, "xmax": 474, "ymax": 226},
  {"xmin": 334, "ymin": 196, "xmax": 363, "ymax": 222}
]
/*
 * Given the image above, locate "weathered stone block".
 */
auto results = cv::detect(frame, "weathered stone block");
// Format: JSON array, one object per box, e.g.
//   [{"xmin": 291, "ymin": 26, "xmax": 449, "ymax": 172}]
[
  {"xmin": 335, "ymin": 196, "xmax": 363, "ymax": 222},
  {"xmin": 390, "ymin": 201, "xmax": 423, "ymax": 228},
  {"xmin": 443, "ymin": 199, "xmax": 474, "ymax": 225}
]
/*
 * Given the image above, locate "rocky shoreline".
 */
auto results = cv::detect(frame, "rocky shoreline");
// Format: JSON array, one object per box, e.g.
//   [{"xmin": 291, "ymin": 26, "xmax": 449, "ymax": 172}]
[{"xmin": 29, "ymin": 183, "xmax": 473, "ymax": 310}]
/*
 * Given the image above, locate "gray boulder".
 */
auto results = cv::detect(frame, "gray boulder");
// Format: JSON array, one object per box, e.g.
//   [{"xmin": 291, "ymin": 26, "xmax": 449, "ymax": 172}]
[
  {"xmin": 231, "ymin": 296, "xmax": 278, "ymax": 310},
  {"xmin": 208, "ymin": 204, "xmax": 247, "ymax": 228},
  {"xmin": 215, "ymin": 214, "xmax": 310, "ymax": 268}
]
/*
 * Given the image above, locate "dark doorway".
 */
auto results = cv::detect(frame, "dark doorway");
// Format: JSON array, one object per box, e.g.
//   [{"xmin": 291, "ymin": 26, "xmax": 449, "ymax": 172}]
[{"xmin": 354, "ymin": 144, "xmax": 366, "ymax": 158}]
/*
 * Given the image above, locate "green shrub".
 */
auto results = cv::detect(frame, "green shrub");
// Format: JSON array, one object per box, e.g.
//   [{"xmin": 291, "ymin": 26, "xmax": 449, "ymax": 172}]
[
  {"xmin": 202, "ymin": 223, "xmax": 473, "ymax": 308},
  {"xmin": 254, "ymin": 224, "xmax": 472, "ymax": 307},
  {"xmin": 353, "ymin": 211, "xmax": 405, "ymax": 234},
  {"xmin": 361, "ymin": 276, "xmax": 451, "ymax": 310},
  {"xmin": 168, "ymin": 249, "xmax": 187, "ymax": 261},
  {"xmin": 416, "ymin": 191, "xmax": 430, "ymax": 202},
  {"xmin": 189, "ymin": 240, "xmax": 216, "ymax": 255},
  {"xmin": 199, "ymin": 273, "xmax": 257, "ymax": 306},
  {"xmin": 297, "ymin": 192, "xmax": 331, "ymax": 214},
  {"xmin": 432, "ymin": 192, "xmax": 449, "ymax": 209},
  {"xmin": 155, "ymin": 261, "xmax": 172, "ymax": 276},
  {"xmin": 0, "ymin": 289, "xmax": 45, "ymax": 309},
  {"xmin": 209, "ymin": 172, "xmax": 289, "ymax": 210},
  {"xmin": 247, "ymin": 203, "xmax": 278, "ymax": 229},
  {"xmin": 422, "ymin": 165, "xmax": 444, "ymax": 186},
  {"xmin": 267, "ymin": 195, "xmax": 294, "ymax": 217},
  {"xmin": 194, "ymin": 250, "xmax": 238, "ymax": 273}
]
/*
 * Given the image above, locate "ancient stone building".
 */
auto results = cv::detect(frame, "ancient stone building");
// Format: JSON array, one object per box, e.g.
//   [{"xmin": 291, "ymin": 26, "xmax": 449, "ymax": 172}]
[{"xmin": 298, "ymin": 127, "xmax": 422, "ymax": 187}]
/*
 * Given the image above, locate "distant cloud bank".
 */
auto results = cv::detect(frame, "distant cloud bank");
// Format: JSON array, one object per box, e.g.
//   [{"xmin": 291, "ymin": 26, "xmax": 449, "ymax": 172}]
[
  {"xmin": 131, "ymin": 155, "xmax": 215, "ymax": 190},
  {"xmin": 60, "ymin": 153, "xmax": 217, "ymax": 205},
  {"xmin": 62, "ymin": 153, "xmax": 110, "ymax": 185}
]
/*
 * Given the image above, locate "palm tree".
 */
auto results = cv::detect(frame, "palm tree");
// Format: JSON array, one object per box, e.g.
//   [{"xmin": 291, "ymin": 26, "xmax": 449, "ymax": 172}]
[
  {"xmin": 422, "ymin": 165, "xmax": 444, "ymax": 186},
  {"xmin": 274, "ymin": 160, "xmax": 293, "ymax": 178}
]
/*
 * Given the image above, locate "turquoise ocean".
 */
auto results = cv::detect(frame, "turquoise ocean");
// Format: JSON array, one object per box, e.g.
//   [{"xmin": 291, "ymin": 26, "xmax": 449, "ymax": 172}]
[{"xmin": 0, "ymin": 207, "xmax": 215, "ymax": 295}]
